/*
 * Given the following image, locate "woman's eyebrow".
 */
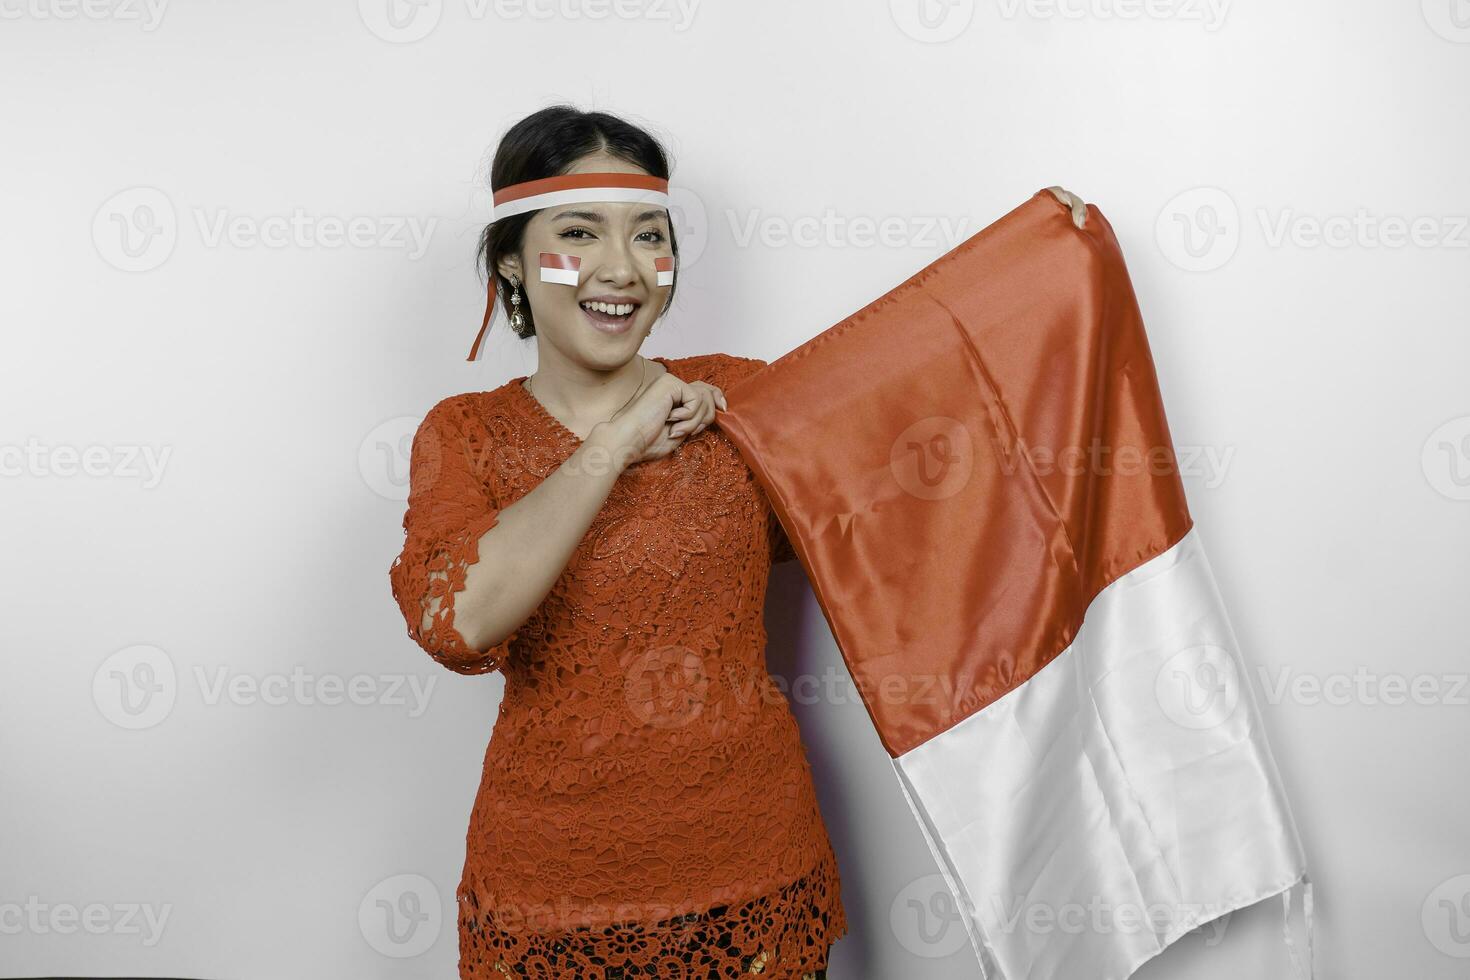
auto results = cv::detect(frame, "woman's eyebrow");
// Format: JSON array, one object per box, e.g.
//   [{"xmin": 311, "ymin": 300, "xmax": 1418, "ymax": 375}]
[
  {"xmin": 549, "ymin": 208, "xmax": 669, "ymax": 224},
  {"xmin": 550, "ymin": 208, "xmax": 605, "ymax": 223}
]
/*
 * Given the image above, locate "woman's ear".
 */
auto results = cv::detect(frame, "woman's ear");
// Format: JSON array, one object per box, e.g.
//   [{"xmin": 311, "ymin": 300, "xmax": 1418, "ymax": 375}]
[{"xmin": 495, "ymin": 253, "xmax": 523, "ymax": 282}]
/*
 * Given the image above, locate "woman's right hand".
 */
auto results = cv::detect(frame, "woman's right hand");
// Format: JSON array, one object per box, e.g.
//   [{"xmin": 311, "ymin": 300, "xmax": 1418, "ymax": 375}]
[
  {"xmin": 1045, "ymin": 186, "xmax": 1088, "ymax": 228},
  {"xmin": 590, "ymin": 369, "xmax": 726, "ymax": 469}
]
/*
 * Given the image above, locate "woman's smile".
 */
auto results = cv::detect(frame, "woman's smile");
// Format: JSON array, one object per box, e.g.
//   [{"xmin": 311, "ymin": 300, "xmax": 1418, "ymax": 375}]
[{"xmin": 579, "ymin": 295, "xmax": 642, "ymax": 334}]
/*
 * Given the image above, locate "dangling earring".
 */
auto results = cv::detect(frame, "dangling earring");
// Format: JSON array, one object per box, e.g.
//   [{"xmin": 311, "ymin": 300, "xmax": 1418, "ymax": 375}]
[{"xmin": 509, "ymin": 273, "xmax": 526, "ymax": 333}]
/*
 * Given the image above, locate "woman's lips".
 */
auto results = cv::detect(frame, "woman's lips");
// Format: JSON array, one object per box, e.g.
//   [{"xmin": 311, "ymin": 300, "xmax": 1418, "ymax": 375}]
[{"xmin": 581, "ymin": 304, "xmax": 638, "ymax": 335}]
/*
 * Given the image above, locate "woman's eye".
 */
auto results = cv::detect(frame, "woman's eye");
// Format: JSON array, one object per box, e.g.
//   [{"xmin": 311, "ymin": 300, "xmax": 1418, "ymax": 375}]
[
  {"xmin": 637, "ymin": 230, "xmax": 666, "ymax": 243},
  {"xmin": 559, "ymin": 228, "xmax": 592, "ymax": 240}
]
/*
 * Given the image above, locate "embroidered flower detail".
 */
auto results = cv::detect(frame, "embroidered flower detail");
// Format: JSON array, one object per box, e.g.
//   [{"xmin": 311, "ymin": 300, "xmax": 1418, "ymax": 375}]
[{"xmin": 593, "ymin": 463, "xmax": 730, "ymax": 578}]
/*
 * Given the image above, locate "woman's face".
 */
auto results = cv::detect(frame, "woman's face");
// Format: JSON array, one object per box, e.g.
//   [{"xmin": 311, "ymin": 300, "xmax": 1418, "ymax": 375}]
[{"xmin": 498, "ymin": 151, "xmax": 674, "ymax": 370}]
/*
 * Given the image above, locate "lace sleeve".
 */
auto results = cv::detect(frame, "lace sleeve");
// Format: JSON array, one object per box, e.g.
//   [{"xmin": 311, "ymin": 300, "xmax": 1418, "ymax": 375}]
[{"xmin": 388, "ymin": 398, "xmax": 518, "ymax": 675}]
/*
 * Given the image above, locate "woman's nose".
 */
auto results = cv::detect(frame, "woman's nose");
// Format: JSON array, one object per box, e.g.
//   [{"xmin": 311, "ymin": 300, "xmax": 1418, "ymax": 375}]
[{"xmin": 593, "ymin": 241, "xmax": 637, "ymax": 283}]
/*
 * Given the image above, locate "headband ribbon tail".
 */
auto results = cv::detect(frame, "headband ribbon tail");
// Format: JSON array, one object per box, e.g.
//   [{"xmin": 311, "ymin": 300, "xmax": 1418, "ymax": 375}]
[{"xmin": 466, "ymin": 285, "xmax": 496, "ymax": 362}]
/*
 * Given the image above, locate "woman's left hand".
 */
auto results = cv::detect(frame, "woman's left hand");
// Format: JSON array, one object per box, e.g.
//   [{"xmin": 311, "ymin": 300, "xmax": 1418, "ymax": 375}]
[
  {"xmin": 667, "ymin": 380, "xmax": 725, "ymax": 439},
  {"xmin": 1046, "ymin": 186, "xmax": 1088, "ymax": 228}
]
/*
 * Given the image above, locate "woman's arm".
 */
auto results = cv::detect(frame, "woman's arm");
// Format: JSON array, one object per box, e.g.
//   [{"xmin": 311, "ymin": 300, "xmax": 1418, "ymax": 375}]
[
  {"xmin": 449, "ymin": 427, "xmax": 627, "ymax": 653},
  {"xmin": 388, "ymin": 398, "xmax": 627, "ymax": 671},
  {"xmin": 390, "ymin": 370, "xmax": 725, "ymax": 669}
]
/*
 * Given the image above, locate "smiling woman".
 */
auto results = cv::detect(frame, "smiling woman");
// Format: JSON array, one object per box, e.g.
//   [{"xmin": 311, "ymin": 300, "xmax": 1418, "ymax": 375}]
[
  {"xmin": 388, "ymin": 105, "xmax": 843, "ymax": 979},
  {"xmin": 472, "ymin": 115, "xmax": 682, "ymax": 355}
]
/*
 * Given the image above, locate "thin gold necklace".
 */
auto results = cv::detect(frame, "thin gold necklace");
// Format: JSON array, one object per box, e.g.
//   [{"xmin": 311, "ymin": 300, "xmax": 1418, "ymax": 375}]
[{"xmin": 527, "ymin": 355, "xmax": 649, "ymax": 426}]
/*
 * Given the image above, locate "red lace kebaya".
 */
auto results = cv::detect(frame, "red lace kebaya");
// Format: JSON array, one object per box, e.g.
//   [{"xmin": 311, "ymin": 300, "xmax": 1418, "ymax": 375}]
[{"xmin": 389, "ymin": 353, "xmax": 846, "ymax": 979}]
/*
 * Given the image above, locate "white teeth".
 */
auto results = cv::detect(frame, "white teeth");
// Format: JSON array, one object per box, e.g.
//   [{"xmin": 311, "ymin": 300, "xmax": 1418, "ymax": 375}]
[{"xmin": 581, "ymin": 301, "xmax": 635, "ymax": 316}]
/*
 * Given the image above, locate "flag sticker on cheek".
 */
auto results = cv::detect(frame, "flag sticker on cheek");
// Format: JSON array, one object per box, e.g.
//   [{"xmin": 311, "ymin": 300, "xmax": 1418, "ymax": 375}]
[
  {"xmin": 539, "ymin": 252, "xmax": 581, "ymax": 286},
  {"xmin": 655, "ymin": 255, "xmax": 675, "ymax": 287}
]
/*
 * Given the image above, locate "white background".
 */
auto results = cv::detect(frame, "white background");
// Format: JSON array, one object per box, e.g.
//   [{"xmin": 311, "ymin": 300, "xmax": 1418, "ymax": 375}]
[{"xmin": 2, "ymin": 1, "xmax": 1467, "ymax": 977}]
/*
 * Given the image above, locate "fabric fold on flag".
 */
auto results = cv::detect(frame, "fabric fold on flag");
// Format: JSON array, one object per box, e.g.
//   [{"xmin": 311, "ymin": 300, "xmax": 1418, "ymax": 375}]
[{"xmin": 718, "ymin": 189, "xmax": 1312, "ymax": 980}]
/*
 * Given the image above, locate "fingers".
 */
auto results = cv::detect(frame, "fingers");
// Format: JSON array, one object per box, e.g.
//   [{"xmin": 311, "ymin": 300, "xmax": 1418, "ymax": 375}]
[
  {"xmin": 668, "ymin": 386, "xmax": 721, "ymax": 439},
  {"xmin": 1052, "ymin": 186, "xmax": 1087, "ymax": 229},
  {"xmin": 1045, "ymin": 185, "xmax": 1088, "ymax": 228},
  {"xmin": 643, "ymin": 375, "xmax": 726, "ymax": 445},
  {"xmin": 668, "ymin": 401, "xmax": 713, "ymax": 438},
  {"xmin": 1069, "ymin": 196, "xmax": 1086, "ymax": 228}
]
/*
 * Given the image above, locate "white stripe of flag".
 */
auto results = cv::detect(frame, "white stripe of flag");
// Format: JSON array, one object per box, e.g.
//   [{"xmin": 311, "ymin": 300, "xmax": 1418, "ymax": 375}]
[{"xmin": 539, "ymin": 252, "xmax": 580, "ymax": 286}]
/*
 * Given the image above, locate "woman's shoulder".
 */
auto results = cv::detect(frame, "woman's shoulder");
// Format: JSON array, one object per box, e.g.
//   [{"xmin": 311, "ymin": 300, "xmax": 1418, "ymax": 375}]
[
  {"xmin": 414, "ymin": 381, "xmax": 521, "ymax": 436},
  {"xmin": 663, "ymin": 351, "xmax": 771, "ymax": 388}
]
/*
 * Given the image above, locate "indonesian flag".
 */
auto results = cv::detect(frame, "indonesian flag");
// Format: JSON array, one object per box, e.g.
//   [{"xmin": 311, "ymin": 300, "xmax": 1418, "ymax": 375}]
[
  {"xmin": 719, "ymin": 190, "xmax": 1313, "ymax": 980},
  {"xmin": 655, "ymin": 254, "xmax": 675, "ymax": 287},
  {"xmin": 539, "ymin": 251, "xmax": 580, "ymax": 286}
]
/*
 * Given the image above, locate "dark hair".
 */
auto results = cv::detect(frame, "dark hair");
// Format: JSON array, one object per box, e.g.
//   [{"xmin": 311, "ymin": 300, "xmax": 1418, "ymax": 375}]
[{"xmin": 476, "ymin": 105, "xmax": 678, "ymax": 340}]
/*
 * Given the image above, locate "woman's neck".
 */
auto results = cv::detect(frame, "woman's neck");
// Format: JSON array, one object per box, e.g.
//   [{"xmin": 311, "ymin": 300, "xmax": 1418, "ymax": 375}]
[{"xmin": 527, "ymin": 353, "xmax": 662, "ymax": 429}]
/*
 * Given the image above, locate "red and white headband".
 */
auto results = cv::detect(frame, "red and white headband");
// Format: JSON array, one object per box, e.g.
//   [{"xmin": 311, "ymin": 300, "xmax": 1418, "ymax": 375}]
[
  {"xmin": 491, "ymin": 172, "xmax": 669, "ymax": 221},
  {"xmin": 467, "ymin": 172, "xmax": 674, "ymax": 361}
]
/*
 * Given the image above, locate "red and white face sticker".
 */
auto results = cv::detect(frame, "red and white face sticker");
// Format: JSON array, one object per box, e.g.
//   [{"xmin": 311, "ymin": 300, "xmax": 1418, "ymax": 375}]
[
  {"xmin": 655, "ymin": 255, "xmax": 674, "ymax": 287},
  {"xmin": 539, "ymin": 252, "xmax": 581, "ymax": 286}
]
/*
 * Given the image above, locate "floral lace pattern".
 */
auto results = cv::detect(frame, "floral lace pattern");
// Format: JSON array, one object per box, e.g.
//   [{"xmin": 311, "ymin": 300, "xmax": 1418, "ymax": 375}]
[{"xmin": 389, "ymin": 353, "xmax": 843, "ymax": 978}]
